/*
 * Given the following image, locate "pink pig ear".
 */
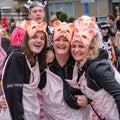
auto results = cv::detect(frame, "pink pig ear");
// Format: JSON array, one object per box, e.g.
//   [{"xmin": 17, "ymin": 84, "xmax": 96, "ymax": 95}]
[
  {"xmin": 74, "ymin": 27, "xmax": 79, "ymax": 33},
  {"xmin": 40, "ymin": 22, "xmax": 47, "ymax": 29},
  {"xmin": 69, "ymin": 23, "xmax": 75, "ymax": 29},
  {"xmin": 25, "ymin": 20, "xmax": 32, "ymax": 28},
  {"xmin": 89, "ymin": 23, "xmax": 95, "ymax": 28},
  {"xmin": 91, "ymin": 17, "xmax": 96, "ymax": 22},
  {"xmin": 16, "ymin": 20, "xmax": 27, "ymax": 30},
  {"xmin": 78, "ymin": 17, "xmax": 83, "ymax": 23},
  {"xmin": 26, "ymin": 20, "xmax": 31, "ymax": 25},
  {"xmin": 88, "ymin": 29, "xmax": 96, "ymax": 37},
  {"xmin": 53, "ymin": 20, "xmax": 61, "ymax": 27}
]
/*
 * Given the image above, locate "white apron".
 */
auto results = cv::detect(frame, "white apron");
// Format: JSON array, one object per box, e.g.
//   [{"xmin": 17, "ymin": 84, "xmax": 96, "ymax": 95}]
[
  {"xmin": 0, "ymin": 53, "xmax": 40, "ymax": 120},
  {"xmin": 41, "ymin": 64, "xmax": 92, "ymax": 120},
  {"xmin": 78, "ymin": 70, "xmax": 120, "ymax": 120}
]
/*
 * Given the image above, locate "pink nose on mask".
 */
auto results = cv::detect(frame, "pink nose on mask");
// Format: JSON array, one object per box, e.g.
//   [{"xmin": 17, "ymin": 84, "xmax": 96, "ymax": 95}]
[
  {"xmin": 74, "ymin": 34, "xmax": 80, "ymax": 39},
  {"xmin": 89, "ymin": 23, "xmax": 95, "ymax": 28},
  {"xmin": 61, "ymin": 30, "xmax": 66, "ymax": 35}
]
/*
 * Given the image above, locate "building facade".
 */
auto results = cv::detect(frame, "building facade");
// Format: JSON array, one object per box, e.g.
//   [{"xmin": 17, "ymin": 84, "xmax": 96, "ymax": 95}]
[
  {"xmin": 48, "ymin": 0, "xmax": 120, "ymax": 22},
  {"xmin": 0, "ymin": 0, "xmax": 119, "ymax": 23},
  {"xmin": 48, "ymin": 0, "xmax": 110, "ymax": 22},
  {"xmin": 0, "ymin": 0, "xmax": 27, "ymax": 22}
]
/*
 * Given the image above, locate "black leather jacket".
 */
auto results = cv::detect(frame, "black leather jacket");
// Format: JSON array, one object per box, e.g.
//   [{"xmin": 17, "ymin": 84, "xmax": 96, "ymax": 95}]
[
  {"xmin": 1, "ymin": 37, "xmax": 10, "ymax": 52},
  {"xmin": 83, "ymin": 48, "xmax": 120, "ymax": 117}
]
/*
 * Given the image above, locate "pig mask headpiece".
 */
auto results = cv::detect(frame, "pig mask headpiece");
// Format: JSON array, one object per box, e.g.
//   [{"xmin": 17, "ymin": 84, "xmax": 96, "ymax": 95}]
[{"xmin": 53, "ymin": 20, "xmax": 75, "ymax": 42}]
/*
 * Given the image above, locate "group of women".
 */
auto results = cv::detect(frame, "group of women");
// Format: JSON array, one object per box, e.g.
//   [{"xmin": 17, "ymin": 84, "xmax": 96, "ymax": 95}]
[{"xmin": 0, "ymin": 0, "xmax": 120, "ymax": 120}]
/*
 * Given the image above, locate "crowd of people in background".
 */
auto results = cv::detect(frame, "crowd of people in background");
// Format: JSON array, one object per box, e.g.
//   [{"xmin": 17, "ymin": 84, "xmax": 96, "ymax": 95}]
[{"xmin": 0, "ymin": 0, "xmax": 120, "ymax": 120}]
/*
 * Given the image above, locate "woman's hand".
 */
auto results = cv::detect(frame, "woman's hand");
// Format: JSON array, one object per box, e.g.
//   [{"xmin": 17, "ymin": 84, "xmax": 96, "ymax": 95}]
[
  {"xmin": 75, "ymin": 95, "xmax": 88, "ymax": 106},
  {"xmin": 0, "ymin": 95, "xmax": 7, "ymax": 111}
]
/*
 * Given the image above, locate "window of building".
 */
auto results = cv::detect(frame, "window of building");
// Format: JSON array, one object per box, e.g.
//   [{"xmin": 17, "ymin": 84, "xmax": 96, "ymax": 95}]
[
  {"xmin": 48, "ymin": 2, "xmax": 73, "ymax": 18},
  {"xmin": 1, "ymin": 9, "xmax": 11, "ymax": 16}
]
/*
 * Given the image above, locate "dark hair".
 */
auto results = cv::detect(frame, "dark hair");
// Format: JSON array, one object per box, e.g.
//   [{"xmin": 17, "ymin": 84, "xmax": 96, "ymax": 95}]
[
  {"xmin": 107, "ymin": 14, "xmax": 115, "ymax": 21},
  {"xmin": 116, "ymin": 20, "xmax": 120, "ymax": 30},
  {"xmin": 21, "ymin": 31, "xmax": 47, "ymax": 70},
  {"xmin": 99, "ymin": 22, "xmax": 109, "ymax": 29}
]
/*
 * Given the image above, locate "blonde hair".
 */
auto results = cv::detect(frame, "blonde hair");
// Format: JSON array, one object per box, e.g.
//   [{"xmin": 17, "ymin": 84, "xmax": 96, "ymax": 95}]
[
  {"xmin": 87, "ymin": 36, "xmax": 99, "ymax": 60},
  {"xmin": 78, "ymin": 36, "xmax": 99, "ymax": 68}
]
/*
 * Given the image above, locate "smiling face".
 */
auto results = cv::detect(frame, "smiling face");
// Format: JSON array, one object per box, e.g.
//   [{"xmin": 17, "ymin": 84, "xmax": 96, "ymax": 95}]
[
  {"xmin": 71, "ymin": 28, "xmax": 96, "ymax": 63},
  {"xmin": 71, "ymin": 41, "xmax": 89, "ymax": 62},
  {"xmin": 53, "ymin": 36, "xmax": 70, "ymax": 56},
  {"xmin": 100, "ymin": 28, "xmax": 108, "ymax": 37},
  {"xmin": 28, "ymin": 31, "xmax": 46, "ymax": 55},
  {"xmin": 29, "ymin": 6, "xmax": 45, "ymax": 23}
]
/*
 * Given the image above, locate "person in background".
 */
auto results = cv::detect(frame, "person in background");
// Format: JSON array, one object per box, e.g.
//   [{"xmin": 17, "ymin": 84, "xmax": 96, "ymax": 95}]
[
  {"xmin": 116, "ymin": 13, "xmax": 120, "ymax": 20},
  {"xmin": 113, "ymin": 18, "xmax": 120, "ymax": 71},
  {"xmin": 2, "ymin": 20, "xmax": 48, "ymax": 120},
  {"xmin": 9, "ymin": 21, "xmax": 16, "ymax": 34},
  {"xmin": 47, "ymin": 15, "xmax": 58, "ymax": 49},
  {"xmin": 107, "ymin": 14, "xmax": 117, "ymax": 38},
  {"xmin": 0, "ymin": 25, "xmax": 10, "ymax": 52},
  {"xmin": 10, "ymin": 0, "xmax": 47, "ymax": 45},
  {"xmin": 0, "ymin": 25, "xmax": 10, "ymax": 89},
  {"xmin": 11, "ymin": 0, "xmax": 54, "ymax": 63},
  {"xmin": 10, "ymin": 21, "xmax": 26, "ymax": 46},
  {"xmin": 48, "ymin": 15, "xmax": 58, "ymax": 34},
  {"xmin": 1, "ymin": 16, "xmax": 9, "ymax": 39},
  {"xmin": 114, "ymin": 17, "xmax": 120, "ymax": 49},
  {"xmin": 99, "ymin": 22, "xmax": 120, "ymax": 71},
  {"xmin": 0, "ymin": 26, "xmax": 9, "ymax": 39},
  {"xmin": 0, "ymin": 27, "xmax": 9, "ymax": 111},
  {"xmin": 74, "ymin": 15, "xmax": 104, "ymax": 48},
  {"xmin": 25, "ymin": 0, "xmax": 46, "ymax": 24}
]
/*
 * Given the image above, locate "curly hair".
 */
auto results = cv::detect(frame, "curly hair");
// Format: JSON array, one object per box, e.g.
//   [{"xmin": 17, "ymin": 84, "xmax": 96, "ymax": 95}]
[{"xmin": 87, "ymin": 36, "xmax": 99, "ymax": 60}]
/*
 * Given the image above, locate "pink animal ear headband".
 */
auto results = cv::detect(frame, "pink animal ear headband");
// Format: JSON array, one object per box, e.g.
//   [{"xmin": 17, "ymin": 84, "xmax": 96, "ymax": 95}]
[
  {"xmin": 53, "ymin": 20, "xmax": 75, "ymax": 42},
  {"xmin": 16, "ymin": 20, "xmax": 47, "ymax": 38},
  {"xmin": 71, "ymin": 28, "xmax": 96, "ymax": 48}
]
